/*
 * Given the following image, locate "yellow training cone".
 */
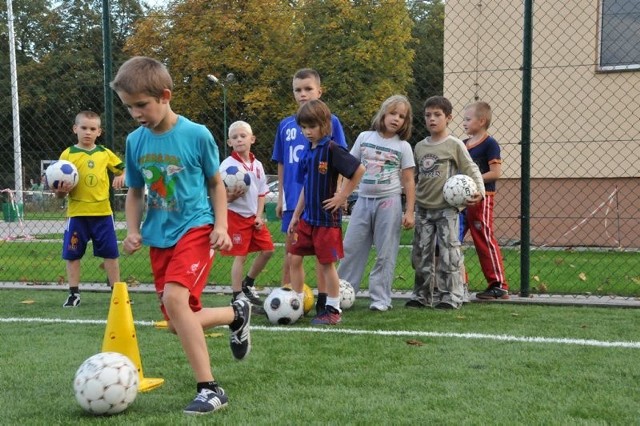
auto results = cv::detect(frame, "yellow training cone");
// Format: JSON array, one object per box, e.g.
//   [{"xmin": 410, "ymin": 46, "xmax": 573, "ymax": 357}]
[{"xmin": 102, "ymin": 282, "xmax": 164, "ymax": 392}]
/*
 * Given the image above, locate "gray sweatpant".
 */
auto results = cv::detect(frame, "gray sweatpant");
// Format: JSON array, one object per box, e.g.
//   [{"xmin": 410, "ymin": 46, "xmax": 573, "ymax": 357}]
[
  {"xmin": 338, "ymin": 194, "xmax": 403, "ymax": 308},
  {"xmin": 410, "ymin": 206, "xmax": 464, "ymax": 308}
]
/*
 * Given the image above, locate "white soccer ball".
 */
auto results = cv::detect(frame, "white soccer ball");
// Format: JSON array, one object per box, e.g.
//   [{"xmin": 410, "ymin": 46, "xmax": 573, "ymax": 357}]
[
  {"xmin": 220, "ymin": 165, "xmax": 251, "ymax": 192},
  {"xmin": 442, "ymin": 174, "xmax": 478, "ymax": 208},
  {"xmin": 263, "ymin": 287, "xmax": 303, "ymax": 325},
  {"xmin": 73, "ymin": 352, "xmax": 139, "ymax": 415},
  {"xmin": 45, "ymin": 160, "xmax": 79, "ymax": 190},
  {"xmin": 339, "ymin": 279, "xmax": 356, "ymax": 310}
]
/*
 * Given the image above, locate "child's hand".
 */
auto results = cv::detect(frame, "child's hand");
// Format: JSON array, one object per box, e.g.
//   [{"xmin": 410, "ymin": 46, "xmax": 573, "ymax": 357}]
[
  {"xmin": 287, "ymin": 216, "xmax": 299, "ymax": 235},
  {"xmin": 112, "ymin": 174, "xmax": 126, "ymax": 189},
  {"xmin": 254, "ymin": 216, "xmax": 265, "ymax": 230},
  {"xmin": 54, "ymin": 181, "xmax": 73, "ymax": 198},
  {"xmin": 210, "ymin": 227, "xmax": 232, "ymax": 251},
  {"xmin": 226, "ymin": 186, "xmax": 246, "ymax": 203},
  {"xmin": 123, "ymin": 233, "xmax": 143, "ymax": 255},
  {"xmin": 323, "ymin": 193, "xmax": 347, "ymax": 213},
  {"xmin": 402, "ymin": 212, "xmax": 415, "ymax": 229},
  {"xmin": 465, "ymin": 192, "xmax": 483, "ymax": 207}
]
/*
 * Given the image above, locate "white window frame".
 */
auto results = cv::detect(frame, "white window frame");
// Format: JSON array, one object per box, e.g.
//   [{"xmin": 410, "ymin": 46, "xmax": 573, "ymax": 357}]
[{"xmin": 598, "ymin": 0, "xmax": 640, "ymax": 71}]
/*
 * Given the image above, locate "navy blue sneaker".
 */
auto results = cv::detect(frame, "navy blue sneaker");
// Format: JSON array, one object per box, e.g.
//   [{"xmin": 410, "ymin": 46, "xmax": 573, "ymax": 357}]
[{"xmin": 183, "ymin": 388, "xmax": 228, "ymax": 415}]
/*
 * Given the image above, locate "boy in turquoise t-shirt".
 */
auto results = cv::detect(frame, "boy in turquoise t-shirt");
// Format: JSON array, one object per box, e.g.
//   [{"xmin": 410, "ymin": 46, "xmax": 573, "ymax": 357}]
[{"xmin": 111, "ymin": 56, "xmax": 251, "ymax": 416}]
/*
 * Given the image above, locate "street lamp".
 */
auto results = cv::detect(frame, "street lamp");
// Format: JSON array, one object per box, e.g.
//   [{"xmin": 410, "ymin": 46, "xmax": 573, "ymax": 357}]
[{"xmin": 207, "ymin": 73, "xmax": 235, "ymax": 158}]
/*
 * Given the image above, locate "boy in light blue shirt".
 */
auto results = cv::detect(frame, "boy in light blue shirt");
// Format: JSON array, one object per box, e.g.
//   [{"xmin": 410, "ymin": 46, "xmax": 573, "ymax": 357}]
[{"xmin": 112, "ymin": 56, "xmax": 252, "ymax": 416}]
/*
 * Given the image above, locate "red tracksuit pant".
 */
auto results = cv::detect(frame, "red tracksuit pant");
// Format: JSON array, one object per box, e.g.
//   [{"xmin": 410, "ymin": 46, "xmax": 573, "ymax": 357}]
[{"xmin": 462, "ymin": 194, "xmax": 508, "ymax": 290}]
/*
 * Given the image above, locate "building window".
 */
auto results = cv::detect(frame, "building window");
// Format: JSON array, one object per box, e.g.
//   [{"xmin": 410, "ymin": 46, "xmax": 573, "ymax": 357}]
[{"xmin": 599, "ymin": 0, "xmax": 640, "ymax": 71}]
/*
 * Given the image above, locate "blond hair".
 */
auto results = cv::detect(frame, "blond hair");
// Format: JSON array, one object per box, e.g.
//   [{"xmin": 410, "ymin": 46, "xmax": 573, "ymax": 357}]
[
  {"xmin": 467, "ymin": 101, "xmax": 492, "ymax": 130},
  {"xmin": 371, "ymin": 95, "xmax": 413, "ymax": 140},
  {"xmin": 75, "ymin": 110, "xmax": 101, "ymax": 126},
  {"xmin": 228, "ymin": 120, "xmax": 253, "ymax": 136},
  {"xmin": 110, "ymin": 56, "xmax": 173, "ymax": 97}
]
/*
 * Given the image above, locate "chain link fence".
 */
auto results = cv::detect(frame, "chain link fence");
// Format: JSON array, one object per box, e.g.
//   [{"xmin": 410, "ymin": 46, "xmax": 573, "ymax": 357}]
[{"xmin": 0, "ymin": 0, "xmax": 638, "ymax": 299}]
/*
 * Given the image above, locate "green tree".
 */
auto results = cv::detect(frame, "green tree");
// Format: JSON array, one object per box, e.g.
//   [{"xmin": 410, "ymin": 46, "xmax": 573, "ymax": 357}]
[
  {"xmin": 123, "ymin": 0, "xmax": 415, "ymax": 167},
  {"xmin": 295, "ymin": 0, "xmax": 415, "ymax": 143},
  {"xmin": 0, "ymin": 0, "xmax": 145, "ymax": 187},
  {"xmin": 408, "ymin": 0, "xmax": 444, "ymax": 142},
  {"xmin": 124, "ymin": 0, "xmax": 299, "ymax": 164}
]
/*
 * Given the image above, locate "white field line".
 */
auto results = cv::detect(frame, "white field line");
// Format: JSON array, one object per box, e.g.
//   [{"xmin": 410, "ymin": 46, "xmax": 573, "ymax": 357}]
[{"xmin": 2, "ymin": 317, "xmax": 640, "ymax": 349}]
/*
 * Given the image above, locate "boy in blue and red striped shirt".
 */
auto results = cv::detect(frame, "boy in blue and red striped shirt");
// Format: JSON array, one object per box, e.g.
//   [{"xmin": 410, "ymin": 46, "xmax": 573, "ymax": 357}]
[{"xmin": 287, "ymin": 100, "xmax": 364, "ymax": 325}]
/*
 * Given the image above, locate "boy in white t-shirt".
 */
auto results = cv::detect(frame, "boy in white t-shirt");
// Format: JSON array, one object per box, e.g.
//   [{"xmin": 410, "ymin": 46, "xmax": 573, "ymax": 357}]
[{"xmin": 220, "ymin": 121, "xmax": 274, "ymax": 312}]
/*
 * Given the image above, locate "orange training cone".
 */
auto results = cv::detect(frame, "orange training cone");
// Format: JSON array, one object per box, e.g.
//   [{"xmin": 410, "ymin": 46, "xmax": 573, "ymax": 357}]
[{"xmin": 102, "ymin": 282, "xmax": 164, "ymax": 392}]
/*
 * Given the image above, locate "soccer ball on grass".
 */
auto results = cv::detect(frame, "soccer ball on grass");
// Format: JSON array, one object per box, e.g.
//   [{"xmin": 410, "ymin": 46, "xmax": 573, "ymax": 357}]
[
  {"xmin": 442, "ymin": 174, "xmax": 478, "ymax": 209},
  {"xmin": 73, "ymin": 352, "xmax": 139, "ymax": 415},
  {"xmin": 264, "ymin": 286, "xmax": 303, "ymax": 325},
  {"xmin": 339, "ymin": 279, "xmax": 356, "ymax": 310},
  {"xmin": 221, "ymin": 165, "xmax": 251, "ymax": 192},
  {"xmin": 45, "ymin": 160, "xmax": 79, "ymax": 190}
]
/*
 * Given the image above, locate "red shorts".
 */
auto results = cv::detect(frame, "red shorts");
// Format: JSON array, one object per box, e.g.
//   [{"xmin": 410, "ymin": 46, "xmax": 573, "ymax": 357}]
[
  {"xmin": 287, "ymin": 218, "xmax": 343, "ymax": 264},
  {"xmin": 221, "ymin": 210, "xmax": 274, "ymax": 256},
  {"xmin": 150, "ymin": 225, "xmax": 215, "ymax": 320}
]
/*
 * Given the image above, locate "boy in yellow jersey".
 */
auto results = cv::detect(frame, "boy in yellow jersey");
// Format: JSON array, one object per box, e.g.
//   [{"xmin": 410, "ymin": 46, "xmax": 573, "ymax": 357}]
[{"xmin": 56, "ymin": 111, "xmax": 125, "ymax": 307}]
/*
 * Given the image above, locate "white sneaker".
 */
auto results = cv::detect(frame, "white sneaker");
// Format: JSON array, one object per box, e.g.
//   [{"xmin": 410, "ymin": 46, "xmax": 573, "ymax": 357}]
[
  {"xmin": 462, "ymin": 283, "xmax": 471, "ymax": 303},
  {"xmin": 369, "ymin": 304, "xmax": 390, "ymax": 312}
]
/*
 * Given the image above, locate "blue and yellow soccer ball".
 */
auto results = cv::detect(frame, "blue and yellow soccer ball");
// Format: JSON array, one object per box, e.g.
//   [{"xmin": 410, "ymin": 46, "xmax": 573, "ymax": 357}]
[{"xmin": 221, "ymin": 165, "xmax": 251, "ymax": 192}]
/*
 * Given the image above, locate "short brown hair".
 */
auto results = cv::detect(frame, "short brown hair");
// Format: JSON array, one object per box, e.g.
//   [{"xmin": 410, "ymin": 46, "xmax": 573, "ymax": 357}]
[
  {"xmin": 293, "ymin": 68, "xmax": 321, "ymax": 85},
  {"xmin": 371, "ymin": 94, "xmax": 413, "ymax": 140},
  {"xmin": 424, "ymin": 96, "xmax": 453, "ymax": 116},
  {"xmin": 295, "ymin": 99, "xmax": 332, "ymax": 138},
  {"xmin": 110, "ymin": 56, "xmax": 173, "ymax": 97},
  {"xmin": 467, "ymin": 101, "xmax": 492, "ymax": 130}
]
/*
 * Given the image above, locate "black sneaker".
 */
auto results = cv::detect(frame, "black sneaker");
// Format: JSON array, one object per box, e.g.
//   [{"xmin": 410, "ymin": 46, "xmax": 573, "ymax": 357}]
[
  {"xmin": 231, "ymin": 293, "xmax": 265, "ymax": 315},
  {"xmin": 229, "ymin": 299, "xmax": 252, "ymax": 360},
  {"xmin": 404, "ymin": 299, "xmax": 426, "ymax": 309},
  {"xmin": 434, "ymin": 301, "xmax": 458, "ymax": 310},
  {"xmin": 63, "ymin": 293, "xmax": 80, "ymax": 307},
  {"xmin": 476, "ymin": 285, "xmax": 509, "ymax": 300},
  {"xmin": 183, "ymin": 388, "xmax": 228, "ymax": 415},
  {"xmin": 241, "ymin": 285, "xmax": 262, "ymax": 305}
]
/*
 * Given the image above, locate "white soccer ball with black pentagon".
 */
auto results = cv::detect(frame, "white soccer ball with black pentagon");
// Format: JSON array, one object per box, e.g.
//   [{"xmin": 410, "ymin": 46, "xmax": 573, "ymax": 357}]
[
  {"xmin": 220, "ymin": 165, "xmax": 251, "ymax": 193},
  {"xmin": 263, "ymin": 286, "xmax": 303, "ymax": 325},
  {"xmin": 45, "ymin": 160, "xmax": 79, "ymax": 190},
  {"xmin": 339, "ymin": 279, "xmax": 356, "ymax": 310},
  {"xmin": 443, "ymin": 174, "xmax": 478, "ymax": 209},
  {"xmin": 73, "ymin": 352, "xmax": 139, "ymax": 415}
]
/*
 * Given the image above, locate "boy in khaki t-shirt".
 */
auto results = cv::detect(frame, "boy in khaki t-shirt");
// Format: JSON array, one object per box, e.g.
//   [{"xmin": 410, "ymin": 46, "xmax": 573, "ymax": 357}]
[{"xmin": 407, "ymin": 96, "xmax": 484, "ymax": 310}]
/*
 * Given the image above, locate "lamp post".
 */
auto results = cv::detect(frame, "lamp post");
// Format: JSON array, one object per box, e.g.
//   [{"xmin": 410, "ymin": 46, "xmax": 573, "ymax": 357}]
[{"xmin": 207, "ymin": 73, "xmax": 235, "ymax": 158}]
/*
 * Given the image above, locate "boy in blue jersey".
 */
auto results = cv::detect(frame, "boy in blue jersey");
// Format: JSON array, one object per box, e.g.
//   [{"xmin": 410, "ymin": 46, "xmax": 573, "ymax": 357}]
[
  {"xmin": 288, "ymin": 100, "xmax": 364, "ymax": 325},
  {"xmin": 461, "ymin": 101, "xmax": 509, "ymax": 299},
  {"xmin": 271, "ymin": 68, "xmax": 348, "ymax": 314},
  {"xmin": 111, "ymin": 56, "xmax": 251, "ymax": 416}
]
